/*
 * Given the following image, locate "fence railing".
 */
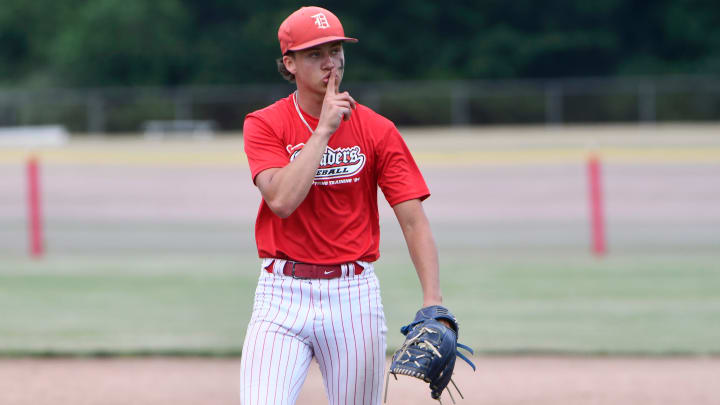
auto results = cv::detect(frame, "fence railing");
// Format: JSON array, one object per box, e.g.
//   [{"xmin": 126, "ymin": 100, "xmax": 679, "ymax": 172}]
[{"xmin": 1, "ymin": 75, "xmax": 719, "ymax": 133}]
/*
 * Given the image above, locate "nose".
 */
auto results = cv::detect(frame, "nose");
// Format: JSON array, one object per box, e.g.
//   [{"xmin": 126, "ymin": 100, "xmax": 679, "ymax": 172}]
[{"xmin": 321, "ymin": 54, "xmax": 335, "ymax": 70}]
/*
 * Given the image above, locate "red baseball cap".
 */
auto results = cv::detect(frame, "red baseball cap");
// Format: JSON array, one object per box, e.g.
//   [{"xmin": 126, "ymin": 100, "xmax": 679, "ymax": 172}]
[{"xmin": 278, "ymin": 6, "xmax": 358, "ymax": 55}]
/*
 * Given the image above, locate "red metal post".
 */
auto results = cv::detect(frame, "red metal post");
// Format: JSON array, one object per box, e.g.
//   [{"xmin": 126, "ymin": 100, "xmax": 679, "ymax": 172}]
[
  {"xmin": 588, "ymin": 154, "xmax": 606, "ymax": 257},
  {"xmin": 27, "ymin": 156, "xmax": 44, "ymax": 258}
]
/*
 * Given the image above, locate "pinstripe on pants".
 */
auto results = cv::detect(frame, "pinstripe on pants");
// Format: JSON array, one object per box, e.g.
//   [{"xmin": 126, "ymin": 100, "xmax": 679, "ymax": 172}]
[{"xmin": 240, "ymin": 259, "xmax": 387, "ymax": 405}]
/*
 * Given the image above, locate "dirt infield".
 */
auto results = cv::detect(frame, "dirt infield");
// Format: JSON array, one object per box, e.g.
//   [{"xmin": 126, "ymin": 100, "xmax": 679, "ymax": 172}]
[{"xmin": 1, "ymin": 356, "xmax": 718, "ymax": 405}]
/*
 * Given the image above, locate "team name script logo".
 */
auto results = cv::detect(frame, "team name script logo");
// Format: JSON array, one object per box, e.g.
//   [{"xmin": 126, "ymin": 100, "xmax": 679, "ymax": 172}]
[{"xmin": 287, "ymin": 143, "xmax": 366, "ymax": 180}]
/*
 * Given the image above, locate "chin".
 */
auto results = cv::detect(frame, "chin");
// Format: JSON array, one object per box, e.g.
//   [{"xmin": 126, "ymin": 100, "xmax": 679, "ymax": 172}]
[{"xmin": 314, "ymin": 83, "xmax": 328, "ymax": 94}]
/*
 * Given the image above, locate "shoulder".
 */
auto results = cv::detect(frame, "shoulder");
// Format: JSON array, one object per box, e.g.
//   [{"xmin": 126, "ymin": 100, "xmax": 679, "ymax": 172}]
[
  {"xmin": 352, "ymin": 103, "xmax": 400, "ymax": 149},
  {"xmin": 243, "ymin": 95, "xmax": 295, "ymax": 143},
  {"xmin": 353, "ymin": 103, "xmax": 396, "ymax": 131}
]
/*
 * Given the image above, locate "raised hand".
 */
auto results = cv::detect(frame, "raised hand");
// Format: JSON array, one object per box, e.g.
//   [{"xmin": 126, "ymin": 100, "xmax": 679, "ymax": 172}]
[{"xmin": 316, "ymin": 68, "xmax": 357, "ymax": 137}]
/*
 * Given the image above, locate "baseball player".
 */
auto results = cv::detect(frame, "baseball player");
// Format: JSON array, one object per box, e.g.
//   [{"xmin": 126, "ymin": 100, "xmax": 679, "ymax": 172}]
[{"xmin": 240, "ymin": 6, "xmax": 447, "ymax": 405}]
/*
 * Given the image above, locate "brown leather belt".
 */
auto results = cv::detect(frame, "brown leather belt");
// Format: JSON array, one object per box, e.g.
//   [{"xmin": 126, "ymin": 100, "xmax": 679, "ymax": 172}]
[{"xmin": 265, "ymin": 260, "xmax": 363, "ymax": 279}]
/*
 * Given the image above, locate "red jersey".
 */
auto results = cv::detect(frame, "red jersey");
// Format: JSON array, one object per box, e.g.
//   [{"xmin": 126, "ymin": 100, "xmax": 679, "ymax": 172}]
[{"xmin": 243, "ymin": 93, "xmax": 429, "ymax": 264}]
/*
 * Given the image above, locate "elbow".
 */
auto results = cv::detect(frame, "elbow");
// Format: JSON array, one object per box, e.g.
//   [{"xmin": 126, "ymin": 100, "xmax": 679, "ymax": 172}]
[
  {"xmin": 273, "ymin": 207, "xmax": 294, "ymax": 219},
  {"xmin": 266, "ymin": 198, "xmax": 296, "ymax": 219}
]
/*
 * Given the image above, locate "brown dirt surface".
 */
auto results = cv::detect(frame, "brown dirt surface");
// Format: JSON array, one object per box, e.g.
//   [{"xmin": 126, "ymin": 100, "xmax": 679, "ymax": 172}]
[{"xmin": 1, "ymin": 356, "xmax": 718, "ymax": 405}]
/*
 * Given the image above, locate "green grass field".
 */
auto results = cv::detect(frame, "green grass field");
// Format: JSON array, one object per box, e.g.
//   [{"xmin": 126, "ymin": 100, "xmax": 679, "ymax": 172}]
[
  {"xmin": 1, "ymin": 251, "xmax": 718, "ymax": 356},
  {"xmin": 1, "ymin": 126, "xmax": 719, "ymax": 357}
]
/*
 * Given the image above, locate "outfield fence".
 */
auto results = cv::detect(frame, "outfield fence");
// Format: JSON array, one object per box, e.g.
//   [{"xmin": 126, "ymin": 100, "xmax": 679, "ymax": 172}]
[{"xmin": 1, "ymin": 76, "xmax": 720, "ymax": 133}]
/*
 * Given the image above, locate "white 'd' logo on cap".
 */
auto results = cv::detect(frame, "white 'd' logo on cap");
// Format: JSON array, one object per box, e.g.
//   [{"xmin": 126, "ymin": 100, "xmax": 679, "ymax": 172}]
[{"xmin": 311, "ymin": 13, "xmax": 330, "ymax": 29}]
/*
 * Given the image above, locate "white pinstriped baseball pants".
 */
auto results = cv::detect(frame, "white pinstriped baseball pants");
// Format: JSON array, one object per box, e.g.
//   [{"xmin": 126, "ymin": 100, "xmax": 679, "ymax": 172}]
[{"xmin": 240, "ymin": 259, "xmax": 388, "ymax": 405}]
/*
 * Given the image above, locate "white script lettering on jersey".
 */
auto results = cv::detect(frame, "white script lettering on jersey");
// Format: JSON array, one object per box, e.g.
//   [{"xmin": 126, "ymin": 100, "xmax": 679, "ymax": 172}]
[{"xmin": 286, "ymin": 143, "xmax": 366, "ymax": 181}]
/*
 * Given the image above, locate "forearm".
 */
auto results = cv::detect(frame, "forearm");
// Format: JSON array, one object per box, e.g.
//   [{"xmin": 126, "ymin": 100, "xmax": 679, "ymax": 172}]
[
  {"xmin": 394, "ymin": 200, "xmax": 443, "ymax": 307},
  {"xmin": 259, "ymin": 68, "xmax": 355, "ymax": 218},
  {"xmin": 262, "ymin": 130, "xmax": 330, "ymax": 217},
  {"xmin": 406, "ymin": 220, "xmax": 442, "ymax": 307}
]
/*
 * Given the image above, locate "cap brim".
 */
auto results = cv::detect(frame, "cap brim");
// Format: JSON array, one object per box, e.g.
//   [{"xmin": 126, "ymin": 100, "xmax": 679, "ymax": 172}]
[{"xmin": 287, "ymin": 36, "xmax": 359, "ymax": 53}]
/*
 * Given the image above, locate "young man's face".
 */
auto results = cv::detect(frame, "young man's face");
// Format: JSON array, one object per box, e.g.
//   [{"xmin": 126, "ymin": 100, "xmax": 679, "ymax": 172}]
[{"xmin": 284, "ymin": 41, "xmax": 345, "ymax": 95}]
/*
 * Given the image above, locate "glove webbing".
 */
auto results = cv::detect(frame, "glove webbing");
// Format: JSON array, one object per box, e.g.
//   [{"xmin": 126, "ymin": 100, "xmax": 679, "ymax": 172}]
[{"xmin": 384, "ymin": 334, "xmax": 476, "ymax": 404}]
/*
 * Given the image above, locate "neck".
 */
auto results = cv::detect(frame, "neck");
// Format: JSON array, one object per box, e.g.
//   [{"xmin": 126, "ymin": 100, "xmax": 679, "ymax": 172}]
[{"xmin": 295, "ymin": 87, "xmax": 324, "ymax": 118}]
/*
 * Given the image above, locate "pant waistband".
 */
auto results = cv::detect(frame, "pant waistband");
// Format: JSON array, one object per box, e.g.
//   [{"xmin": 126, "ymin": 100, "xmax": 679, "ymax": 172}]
[{"xmin": 264, "ymin": 259, "xmax": 364, "ymax": 279}]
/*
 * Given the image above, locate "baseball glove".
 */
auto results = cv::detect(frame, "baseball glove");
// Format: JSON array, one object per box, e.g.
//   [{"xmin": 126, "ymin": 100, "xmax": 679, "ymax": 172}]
[{"xmin": 384, "ymin": 305, "xmax": 475, "ymax": 404}]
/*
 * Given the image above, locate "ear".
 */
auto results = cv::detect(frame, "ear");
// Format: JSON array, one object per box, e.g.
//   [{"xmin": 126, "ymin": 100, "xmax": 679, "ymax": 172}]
[{"xmin": 283, "ymin": 54, "xmax": 297, "ymax": 75}]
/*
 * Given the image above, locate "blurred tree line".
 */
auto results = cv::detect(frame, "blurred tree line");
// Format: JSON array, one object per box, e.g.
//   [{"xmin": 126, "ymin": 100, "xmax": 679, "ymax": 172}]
[{"xmin": 1, "ymin": 0, "xmax": 719, "ymax": 88}]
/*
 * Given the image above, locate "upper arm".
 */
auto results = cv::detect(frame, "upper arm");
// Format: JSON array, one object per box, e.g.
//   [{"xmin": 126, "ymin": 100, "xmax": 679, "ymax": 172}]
[
  {"xmin": 243, "ymin": 115, "xmax": 288, "ymax": 183},
  {"xmin": 376, "ymin": 126, "xmax": 430, "ymax": 206},
  {"xmin": 392, "ymin": 198, "xmax": 426, "ymax": 230}
]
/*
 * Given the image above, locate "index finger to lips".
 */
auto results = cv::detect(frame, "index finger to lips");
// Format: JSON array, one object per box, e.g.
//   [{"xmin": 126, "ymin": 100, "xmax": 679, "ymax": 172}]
[{"xmin": 326, "ymin": 69, "xmax": 337, "ymax": 96}]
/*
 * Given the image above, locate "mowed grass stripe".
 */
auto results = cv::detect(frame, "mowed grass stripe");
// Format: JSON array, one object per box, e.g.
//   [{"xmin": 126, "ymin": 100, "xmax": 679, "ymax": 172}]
[
  {"xmin": 1, "ymin": 253, "xmax": 719, "ymax": 356},
  {"xmin": 1, "ymin": 146, "xmax": 719, "ymax": 166}
]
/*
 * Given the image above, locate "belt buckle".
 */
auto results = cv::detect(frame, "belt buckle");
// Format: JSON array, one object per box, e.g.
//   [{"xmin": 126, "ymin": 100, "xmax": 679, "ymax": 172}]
[{"xmin": 290, "ymin": 262, "xmax": 310, "ymax": 280}]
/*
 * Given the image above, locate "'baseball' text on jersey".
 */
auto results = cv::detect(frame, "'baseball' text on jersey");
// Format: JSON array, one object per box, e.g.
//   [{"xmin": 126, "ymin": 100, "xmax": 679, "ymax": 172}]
[{"xmin": 287, "ymin": 143, "xmax": 366, "ymax": 181}]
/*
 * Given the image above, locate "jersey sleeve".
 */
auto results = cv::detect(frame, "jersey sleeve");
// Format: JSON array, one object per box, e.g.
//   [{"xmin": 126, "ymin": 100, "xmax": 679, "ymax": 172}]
[
  {"xmin": 243, "ymin": 114, "xmax": 289, "ymax": 183},
  {"xmin": 376, "ymin": 125, "xmax": 430, "ymax": 206}
]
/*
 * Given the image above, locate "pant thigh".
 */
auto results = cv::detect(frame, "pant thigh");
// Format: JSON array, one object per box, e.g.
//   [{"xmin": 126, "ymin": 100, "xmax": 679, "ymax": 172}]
[
  {"xmin": 313, "ymin": 274, "xmax": 387, "ymax": 405},
  {"xmin": 240, "ymin": 272, "xmax": 314, "ymax": 405}
]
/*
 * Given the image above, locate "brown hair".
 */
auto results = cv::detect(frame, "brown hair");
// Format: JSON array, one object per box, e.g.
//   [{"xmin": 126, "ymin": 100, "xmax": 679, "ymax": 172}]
[{"xmin": 276, "ymin": 53, "xmax": 295, "ymax": 83}]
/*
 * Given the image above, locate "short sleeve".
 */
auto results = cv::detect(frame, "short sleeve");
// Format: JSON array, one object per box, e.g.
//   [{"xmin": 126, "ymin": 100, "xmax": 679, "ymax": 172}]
[
  {"xmin": 243, "ymin": 115, "xmax": 288, "ymax": 183},
  {"xmin": 376, "ymin": 125, "xmax": 430, "ymax": 206}
]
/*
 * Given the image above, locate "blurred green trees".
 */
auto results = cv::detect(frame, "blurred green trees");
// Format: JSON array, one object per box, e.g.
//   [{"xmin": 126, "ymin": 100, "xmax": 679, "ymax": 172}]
[{"xmin": 0, "ymin": 0, "xmax": 718, "ymax": 87}]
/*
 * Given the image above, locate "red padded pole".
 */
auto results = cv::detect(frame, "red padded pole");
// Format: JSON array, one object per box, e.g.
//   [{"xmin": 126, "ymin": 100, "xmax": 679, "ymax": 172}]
[
  {"xmin": 587, "ymin": 154, "xmax": 606, "ymax": 257},
  {"xmin": 27, "ymin": 156, "xmax": 44, "ymax": 258}
]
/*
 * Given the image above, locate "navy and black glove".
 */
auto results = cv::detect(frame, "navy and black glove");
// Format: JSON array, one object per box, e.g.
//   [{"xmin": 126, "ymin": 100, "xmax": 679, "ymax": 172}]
[{"xmin": 385, "ymin": 305, "xmax": 475, "ymax": 403}]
